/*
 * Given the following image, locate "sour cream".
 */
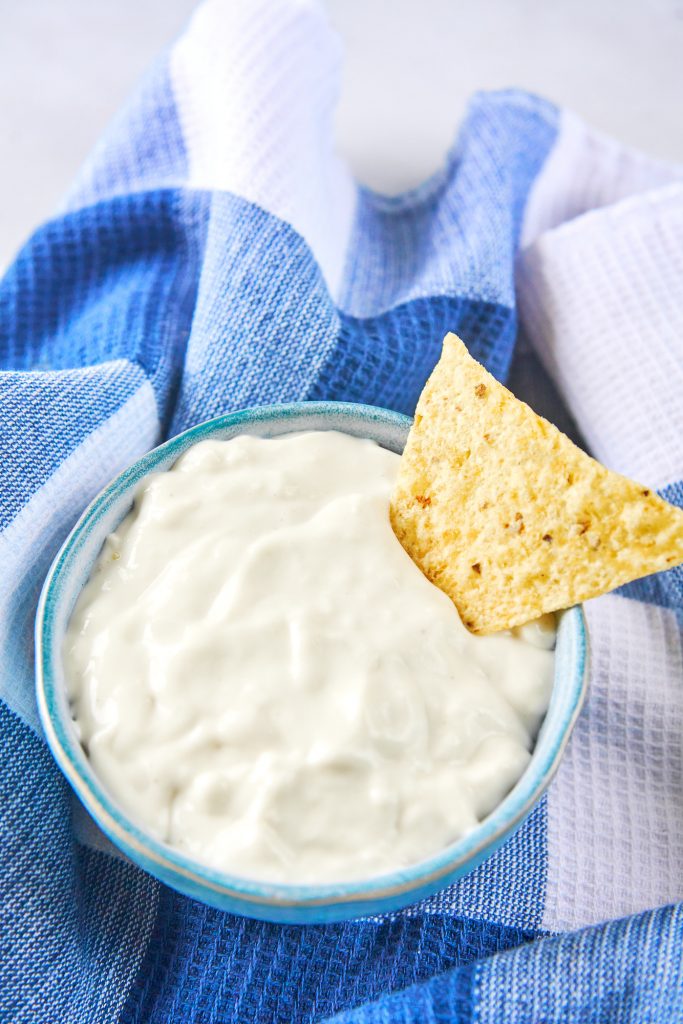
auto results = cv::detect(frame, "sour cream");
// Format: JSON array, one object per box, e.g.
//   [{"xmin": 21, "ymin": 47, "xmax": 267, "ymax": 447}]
[{"xmin": 64, "ymin": 431, "xmax": 555, "ymax": 884}]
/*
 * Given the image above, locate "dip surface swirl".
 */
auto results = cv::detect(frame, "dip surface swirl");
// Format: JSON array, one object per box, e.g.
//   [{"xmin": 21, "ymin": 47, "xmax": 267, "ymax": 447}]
[{"xmin": 65, "ymin": 431, "xmax": 555, "ymax": 883}]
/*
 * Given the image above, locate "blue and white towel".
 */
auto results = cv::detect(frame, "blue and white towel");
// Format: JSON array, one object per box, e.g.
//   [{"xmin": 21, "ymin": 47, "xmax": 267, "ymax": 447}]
[{"xmin": 2, "ymin": 1, "xmax": 683, "ymax": 1020}]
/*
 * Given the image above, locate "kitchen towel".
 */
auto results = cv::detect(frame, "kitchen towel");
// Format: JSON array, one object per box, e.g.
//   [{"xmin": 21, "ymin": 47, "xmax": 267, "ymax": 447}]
[{"xmin": 2, "ymin": 1, "xmax": 683, "ymax": 1020}]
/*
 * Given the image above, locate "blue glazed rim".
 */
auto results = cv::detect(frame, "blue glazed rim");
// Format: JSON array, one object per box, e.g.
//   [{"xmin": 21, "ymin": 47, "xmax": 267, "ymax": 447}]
[{"xmin": 36, "ymin": 401, "xmax": 589, "ymax": 917}]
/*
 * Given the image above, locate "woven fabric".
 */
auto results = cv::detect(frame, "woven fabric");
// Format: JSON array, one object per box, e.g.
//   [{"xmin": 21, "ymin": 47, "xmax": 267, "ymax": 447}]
[{"xmin": 1, "ymin": 1, "xmax": 682, "ymax": 1020}]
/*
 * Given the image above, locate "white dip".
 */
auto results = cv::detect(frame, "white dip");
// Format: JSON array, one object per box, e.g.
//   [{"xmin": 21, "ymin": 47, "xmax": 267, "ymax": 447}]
[{"xmin": 65, "ymin": 431, "xmax": 555, "ymax": 883}]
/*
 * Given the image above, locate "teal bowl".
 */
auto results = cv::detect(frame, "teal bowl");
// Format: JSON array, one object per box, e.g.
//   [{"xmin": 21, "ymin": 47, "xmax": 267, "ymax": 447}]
[{"xmin": 35, "ymin": 401, "xmax": 589, "ymax": 924}]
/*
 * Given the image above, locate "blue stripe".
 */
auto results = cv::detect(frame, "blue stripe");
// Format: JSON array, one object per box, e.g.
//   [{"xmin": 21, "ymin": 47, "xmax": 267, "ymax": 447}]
[
  {"xmin": 405, "ymin": 799, "xmax": 548, "ymax": 930},
  {"xmin": 325, "ymin": 903, "xmax": 683, "ymax": 1023},
  {"xmin": 312, "ymin": 297, "xmax": 516, "ymax": 414},
  {"xmin": 120, "ymin": 885, "xmax": 538, "ymax": 1024},
  {"xmin": 63, "ymin": 56, "xmax": 188, "ymax": 210},
  {"xmin": 169, "ymin": 192, "xmax": 340, "ymax": 433},
  {"xmin": 475, "ymin": 901, "xmax": 683, "ymax": 1023},
  {"xmin": 0, "ymin": 363, "xmax": 144, "ymax": 530},
  {"xmin": 338, "ymin": 91, "xmax": 559, "ymax": 320},
  {"xmin": 0, "ymin": 190, "xmax": 206, "ymax": 386},
  {"xmin": 0, "ymin": 190, "xmax": 207, "ymax": 527},
  {"xmin": 165, "ymin": 195, "xmax": 519, "ymax": 433},
  {"xmin": 0, "ymin": 701, "xmax": 159, "ymax": 1023}
]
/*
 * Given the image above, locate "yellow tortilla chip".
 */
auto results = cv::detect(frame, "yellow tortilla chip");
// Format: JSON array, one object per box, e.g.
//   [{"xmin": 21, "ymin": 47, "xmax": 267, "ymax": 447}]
[{"xmin": 390, "ymin": 333, "xmax": 683, "ymax": 634}]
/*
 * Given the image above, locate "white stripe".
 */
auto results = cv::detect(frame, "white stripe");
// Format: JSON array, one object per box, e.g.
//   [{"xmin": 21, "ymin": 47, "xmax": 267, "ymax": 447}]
[
  {"xmin": 543, "ymin": 594, "xmax": 683, "ymax": 931},
  {"xmin": 521, "ymin": 108, "xmax": 683, "ymax": 249},
  {"xmin": 518, "ymin": 182, "xmax": 683, "ymax": 489},
  {"xmin": 170, "ymin": 0, "xmax": 356, "ymax": 298}
]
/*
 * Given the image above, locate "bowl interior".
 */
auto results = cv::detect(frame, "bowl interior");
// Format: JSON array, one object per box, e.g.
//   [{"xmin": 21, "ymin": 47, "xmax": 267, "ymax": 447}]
[{"xmin": 36, "ymin": 401, "xmax": 588, "ymax": 913}]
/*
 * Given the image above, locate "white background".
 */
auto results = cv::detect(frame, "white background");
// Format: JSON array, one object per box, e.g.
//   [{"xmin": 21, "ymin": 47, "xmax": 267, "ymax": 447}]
[{"xmin": 1, "ymin": 0, "xmax": 682, "ymax": 269}]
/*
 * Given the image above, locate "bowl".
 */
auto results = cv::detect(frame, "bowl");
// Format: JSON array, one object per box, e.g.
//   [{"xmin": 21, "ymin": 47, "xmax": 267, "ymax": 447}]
[{"xmin": 36, "ymin": 401, "xmax": 589, "ymax": 924}]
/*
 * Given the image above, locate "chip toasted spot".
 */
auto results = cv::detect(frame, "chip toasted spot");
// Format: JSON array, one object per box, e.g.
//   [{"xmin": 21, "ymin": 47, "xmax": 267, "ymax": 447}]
[
  {"xmin": 474, "ymin": 384, "xmax": 487, "ymax": 398},
  {"xmin": 505, "ymin": 513, "xmax": 525, "ymax": 535},
  {"xmin": 471, "ymin": 562, "xmax": 481, "ymax": 574}
]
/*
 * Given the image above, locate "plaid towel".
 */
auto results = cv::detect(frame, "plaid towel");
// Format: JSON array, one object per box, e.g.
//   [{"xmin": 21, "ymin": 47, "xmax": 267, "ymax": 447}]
[{"xmin": 2, "ymin": 1, "xmax": 683, "ymax": 1020}]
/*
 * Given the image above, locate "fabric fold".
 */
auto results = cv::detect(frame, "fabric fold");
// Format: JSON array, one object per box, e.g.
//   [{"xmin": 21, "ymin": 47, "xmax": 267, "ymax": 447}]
[{"xmin": 2, "ymin": 1, "xmax": 682, "ymax": 1020}]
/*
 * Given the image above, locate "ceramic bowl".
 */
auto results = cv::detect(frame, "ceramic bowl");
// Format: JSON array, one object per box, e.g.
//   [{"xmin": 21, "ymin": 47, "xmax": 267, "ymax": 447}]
[{"xmin": 36, "ymin": 401, "xmax": 589, "ymax": 923}]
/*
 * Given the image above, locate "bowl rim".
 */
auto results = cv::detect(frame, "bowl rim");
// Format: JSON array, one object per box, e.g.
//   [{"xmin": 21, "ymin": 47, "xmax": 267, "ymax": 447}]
[{"xmin": 35, "ymin": 400, "xmax": 589, "ymax": 909}]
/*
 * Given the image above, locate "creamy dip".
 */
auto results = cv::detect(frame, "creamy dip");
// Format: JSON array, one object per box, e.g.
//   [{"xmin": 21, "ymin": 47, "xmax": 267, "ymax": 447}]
[{"xmin": 65, "ymin": 431, "xmax": 555, "ymax": 883}]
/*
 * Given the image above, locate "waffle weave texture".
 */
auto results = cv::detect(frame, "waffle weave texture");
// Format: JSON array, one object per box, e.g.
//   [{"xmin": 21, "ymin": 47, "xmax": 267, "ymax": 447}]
[{"xmin": 2, "ymin": 2, "xmax": 683, "ymax": 1021}]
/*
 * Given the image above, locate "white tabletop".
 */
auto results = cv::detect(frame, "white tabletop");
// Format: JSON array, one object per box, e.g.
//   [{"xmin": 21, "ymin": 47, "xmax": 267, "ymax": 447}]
[{"xmin": 1, "ymin": 0, "xmax": 682, "ymax": 269}]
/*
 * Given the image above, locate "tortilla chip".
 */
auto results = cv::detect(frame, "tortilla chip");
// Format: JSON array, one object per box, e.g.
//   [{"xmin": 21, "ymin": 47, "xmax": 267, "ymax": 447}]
[{"xmin": 390, "ymin": 333, "xmax": 683, "ymax": 634}]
